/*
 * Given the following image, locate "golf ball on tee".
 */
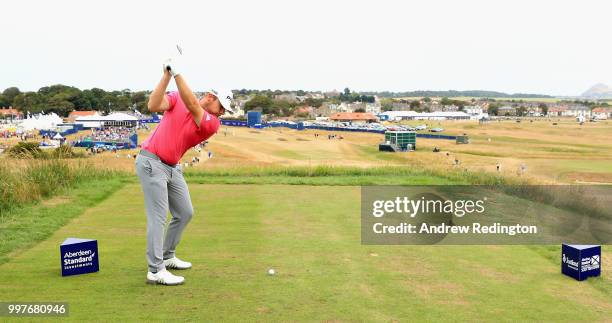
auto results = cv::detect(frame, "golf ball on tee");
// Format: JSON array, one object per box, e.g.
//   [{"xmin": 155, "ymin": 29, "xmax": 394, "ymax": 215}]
[{"xmin": 267, "ymin": 268, "xmax": 276, "ymax": 276}]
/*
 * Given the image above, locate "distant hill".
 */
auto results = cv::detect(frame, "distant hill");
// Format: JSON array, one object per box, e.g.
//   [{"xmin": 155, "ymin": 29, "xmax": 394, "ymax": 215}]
[
  {"xmin": 361, "ymin": 90, "xmax": 553, "ymax": 98},
  {"xmin": 582, "ymin": 83, "xmax": 612, "ymax": 98}
]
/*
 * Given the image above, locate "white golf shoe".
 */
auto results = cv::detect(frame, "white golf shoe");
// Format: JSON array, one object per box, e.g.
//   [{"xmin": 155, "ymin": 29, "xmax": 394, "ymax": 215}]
[
  {"xmin": 163, "ymin": 257, "xmax": 192, "ymax": 270},
  {"xmin": 146, "ymin": 269, "xmax": 185, "ymax": 285}
]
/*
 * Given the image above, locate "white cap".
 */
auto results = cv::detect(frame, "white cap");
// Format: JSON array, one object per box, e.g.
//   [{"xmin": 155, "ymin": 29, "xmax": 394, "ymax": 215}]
[{"xmin": 208, "ymin": 89, "xmax": 235, "ymax": 114}]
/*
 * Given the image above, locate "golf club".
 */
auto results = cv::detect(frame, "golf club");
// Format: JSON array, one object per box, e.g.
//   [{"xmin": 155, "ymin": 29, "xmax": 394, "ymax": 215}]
[{"xmin": 166, "ymin": 44, "xmax": 182, "ymax": 72}]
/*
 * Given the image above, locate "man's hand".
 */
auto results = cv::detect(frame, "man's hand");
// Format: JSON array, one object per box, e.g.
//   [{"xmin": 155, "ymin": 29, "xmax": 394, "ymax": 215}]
[
  {"xmin": 163, "ymin": 57, "xmax": 182, "ymax": 77},
  {"xmin": 162, "ymin": 59, "xmax": 172, "ymax": 77},
  {"xmin": 149, "ymin": 66, "xmax": 172, "ymax": 112}
]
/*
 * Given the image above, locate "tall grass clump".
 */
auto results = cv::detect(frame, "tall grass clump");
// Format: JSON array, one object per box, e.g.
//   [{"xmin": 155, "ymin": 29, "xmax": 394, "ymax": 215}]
[
  {"xmin": 6, "ymin": 142, "xmax": 46, "ymax": 159},
  {"xmin": 7, "ymin": 142, "xmax": 85, "ymax": 159},
  {"xmin": 0, "ymin": 159, "xmax": 121, "ymax": 216}
]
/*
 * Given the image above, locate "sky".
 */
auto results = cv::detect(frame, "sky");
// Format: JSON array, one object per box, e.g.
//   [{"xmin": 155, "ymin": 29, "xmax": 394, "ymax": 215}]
[{"xmin": 1, "ymin": 0, "xmax": 611, "ymax": 96}]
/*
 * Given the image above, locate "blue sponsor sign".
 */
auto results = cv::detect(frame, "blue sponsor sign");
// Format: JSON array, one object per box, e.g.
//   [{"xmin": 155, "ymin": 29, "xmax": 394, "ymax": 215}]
[
  {"xmin": 60, "ymin": 238, "xmax": 99, "ymax": 277},
  {"xmin": 247, "ymin": 111, "xmax": 262, "ymax": 128},
  {"xmin": 562, "ymin": 244, "xmax": 601, "ymax": 281}
]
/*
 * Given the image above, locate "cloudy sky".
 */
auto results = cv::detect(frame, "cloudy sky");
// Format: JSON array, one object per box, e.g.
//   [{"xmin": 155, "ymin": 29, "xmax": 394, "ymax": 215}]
[{"xmin": 1, "ymin": 0, "xmax": 611, "ymax": 95}]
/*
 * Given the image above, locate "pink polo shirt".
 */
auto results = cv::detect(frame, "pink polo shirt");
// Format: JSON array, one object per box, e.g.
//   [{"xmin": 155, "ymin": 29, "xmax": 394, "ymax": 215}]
[{"xmin": 142, "ymin": 91, "xmax": 220, "ymax": 165}]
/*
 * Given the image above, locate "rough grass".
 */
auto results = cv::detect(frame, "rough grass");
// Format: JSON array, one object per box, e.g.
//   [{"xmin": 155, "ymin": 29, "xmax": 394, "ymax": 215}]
[
  {"xmin": 6, "ymin": 142, "xmax": 85, "ymax": 159},
  {"xmin": 0, "ymin": 159, "xmax": 120, "ymax": 216},
  {"xmin": 184, "ymin": 165, "xmax": 526, "ymax": 186}
]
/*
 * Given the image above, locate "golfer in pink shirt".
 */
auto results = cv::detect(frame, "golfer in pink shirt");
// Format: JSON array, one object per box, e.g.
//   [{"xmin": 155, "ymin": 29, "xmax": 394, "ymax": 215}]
[{"xmin": 136, "ymin": 56, "xmax": 234, "ymax": 285}]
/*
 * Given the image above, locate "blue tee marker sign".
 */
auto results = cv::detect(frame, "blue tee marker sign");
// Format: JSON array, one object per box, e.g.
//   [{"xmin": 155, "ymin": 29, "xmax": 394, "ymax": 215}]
[
  {"xmin": 562, "ymin": 244, "xmax": 601, "ymax": 281},
  {"xmin": 60, "ymin": 238, "xmax": 99, "ymax": 276}
]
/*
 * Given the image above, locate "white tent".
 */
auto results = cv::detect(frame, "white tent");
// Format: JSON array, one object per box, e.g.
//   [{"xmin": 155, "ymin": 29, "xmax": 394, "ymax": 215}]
[
  {"xmin": 102, "ymin": 113, "xmax": 138, "ymax": 127},
  {"xmin": 104, "ymin": 112, "xmax": 138, "ymax": 121},
  {"xmin": 53, "ymin": 133, "xmax": 64, "ymax": 140},
  {"xmin": 19, "ymin": 113, "xmax": 63, "ymax": 131},
  {"xmin": 76, "ymin": 112, "xmax": 138, "ymax": 128},
  {"xmin": 75, "ymin": 113, "xmax": 105, "ymax": 128}
]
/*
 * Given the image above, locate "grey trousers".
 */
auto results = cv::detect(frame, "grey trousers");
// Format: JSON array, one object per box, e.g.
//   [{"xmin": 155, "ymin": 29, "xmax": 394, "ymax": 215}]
[{"xmin": 135, "ymin": 153, "xmax": 193, "ymax": 273}]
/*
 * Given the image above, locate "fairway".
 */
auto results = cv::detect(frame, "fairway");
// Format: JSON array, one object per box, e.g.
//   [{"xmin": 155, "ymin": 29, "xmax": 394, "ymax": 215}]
[
  {"xmin": 71, "ymin": 118, "xmax": 612, "ymax": 184},
  {"xmin": 1, "ymin": 184, "xmax": 610, "ymax": 321}
]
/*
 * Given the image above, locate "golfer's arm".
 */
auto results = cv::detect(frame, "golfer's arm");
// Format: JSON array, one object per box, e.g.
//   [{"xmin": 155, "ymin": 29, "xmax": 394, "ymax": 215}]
[
  {"xmin": 174, "ymin": 75, "xmax": 204, "ymax": 127},
  {"xmin": 148, "ymin": 74, "xmax": 171, "ymax": 112}
]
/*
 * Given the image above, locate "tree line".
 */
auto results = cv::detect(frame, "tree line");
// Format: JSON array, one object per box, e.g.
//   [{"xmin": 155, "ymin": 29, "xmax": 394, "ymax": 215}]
[
  {"xmin": 242, "ymin": 95, "xmax": 325, "ymax": 117},
  {"xmin": 1, "ymin": 85, "xmax": 150, "ymax": 117},
  {"xmin": 337, "ymin": 88, "xmax": 375, "ymax": 103},
  {"xmin": 2, "ymin": 85, "xmax": 376, "ymax": 118}
]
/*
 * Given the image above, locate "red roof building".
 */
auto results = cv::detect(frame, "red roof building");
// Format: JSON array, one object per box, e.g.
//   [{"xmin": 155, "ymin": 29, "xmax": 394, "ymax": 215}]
[
  {"xmin": 592, "ymin": 107, "xmax": 612, "ymax": 119},
  {"xmin": 547, "ymin": 106, "xmax": 567, "ymax": 117},
  {"xmin": 0, "ymin": 108, "xmax": 23, "ymax": 119}
]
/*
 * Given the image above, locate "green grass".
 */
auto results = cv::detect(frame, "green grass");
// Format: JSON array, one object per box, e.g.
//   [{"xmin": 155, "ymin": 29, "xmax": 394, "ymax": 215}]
[
  {"xmin": 0, "ymin": 177, "xmax": 130, "ymax": 265},
  {"xmin": 552, "ymin": 160, "xmax": 612, "ymax": 174},
  {"xmin": 183, "ymin": 165, "xmax": 521, "ymax": 186},
  {"xmin": 471, "ymin": 135, "xmax": 608, "ymax": 150},
  {"xmin": 0, "ymin": 163, "xmax": 519, "ymax": 268},
  {"xmin": 0, "ymin": 184, "xmax": 609, "ymax": 321}
]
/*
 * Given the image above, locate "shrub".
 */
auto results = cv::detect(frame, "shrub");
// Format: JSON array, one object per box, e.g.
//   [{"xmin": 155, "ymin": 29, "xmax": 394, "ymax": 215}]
[
  {"xmin": 7, "ymin": 142, "xmax": 46, "ymax": 159},
  {"xmin": 50, "ymin": 145, "xmax": 85, "ymax": 159},
  {"xmin": 7, "ymin": 143, "xmax": 85, "ymax": 159}
]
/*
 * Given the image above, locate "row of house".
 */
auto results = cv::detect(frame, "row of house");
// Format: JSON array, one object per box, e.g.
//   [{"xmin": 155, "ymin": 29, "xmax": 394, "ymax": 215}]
[
  {"xmin": 311, "ymin": 102, "xmax": 381, "ymax": 117},
  {"xmin": 325, "ymin": 106, "xmax": 612, "ymax": 124},
  {"xmin": 385, "ymin": 98, "xmax": 612, "ymax": 119},
  {"xmin": 380, "ymin": 111, "xmax": 475, "ymax": 121},
  {"xmin": 487, "ymin": 104, "xmax": 609, "ymax": 118},
  {"xmin": 273, "ymin": 92, "xmax": 326, "ymax": 102},
  {"xmin": 0, "ymin": 107, "xmax": 23, "ymax": 119},
  {"xmin": 544, "ymin": 105, "xmax": 591, "ymax": 117},
  {"xmin": 325, "ymin": 110, "xmax": 482, "ymax": 123},
  {"xmin": 592, "ymin": 107, "xmax": 612, "ymax": 119}
]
